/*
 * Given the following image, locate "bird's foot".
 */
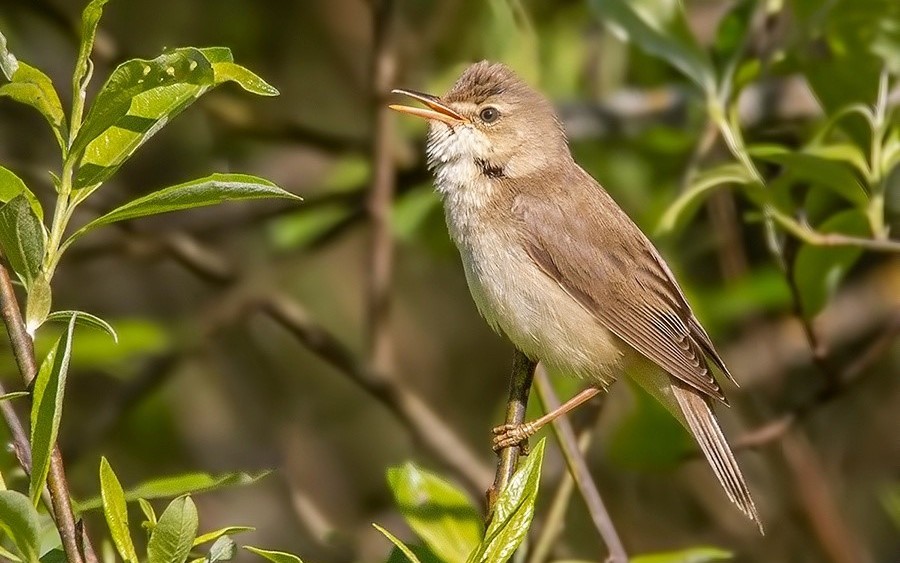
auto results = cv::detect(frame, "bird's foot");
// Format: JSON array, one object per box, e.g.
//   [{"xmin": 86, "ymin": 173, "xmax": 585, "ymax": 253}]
[{"xmin": 492, "ymin": 421, "xmax": 538, "ymax": 454}]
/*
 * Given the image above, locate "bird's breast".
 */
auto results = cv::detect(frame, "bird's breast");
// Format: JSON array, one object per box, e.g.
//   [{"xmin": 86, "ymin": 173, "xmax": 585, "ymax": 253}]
[{"xmin": 441, "ymin": 193, "xmax": 628, "ymax": 386}]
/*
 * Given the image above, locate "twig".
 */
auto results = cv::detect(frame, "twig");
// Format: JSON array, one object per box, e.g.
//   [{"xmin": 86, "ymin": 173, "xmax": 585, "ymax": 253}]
[
  {"xmin": 487, "ymin": 350, "xmax": 536, "ymax": 515},
  {"xmin": 0, "ymin": 262, "xmax": 93, "ymax": 563},
  {"xmin": 534, "ymin": 368, "xmax": 627, "ymax": 563},
  {"xmin": 365, "ymin": 0, "xmax": 399, "ymax": 371},
  {"xmin": 528, "ymin": 400, "xmax": 604, "ymax": 563}
]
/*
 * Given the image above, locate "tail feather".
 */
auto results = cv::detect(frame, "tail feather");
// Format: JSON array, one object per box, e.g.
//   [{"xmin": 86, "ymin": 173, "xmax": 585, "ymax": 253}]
[{"xmin": 671, "ymin": 383, "xmax": 764, "ymax": 534}]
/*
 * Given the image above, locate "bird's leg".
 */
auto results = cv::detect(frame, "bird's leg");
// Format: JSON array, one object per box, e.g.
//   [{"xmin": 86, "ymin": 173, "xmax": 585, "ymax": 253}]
[{"xmin": 492, "ymin": 387, "xmax": 603, "ymax": 451}]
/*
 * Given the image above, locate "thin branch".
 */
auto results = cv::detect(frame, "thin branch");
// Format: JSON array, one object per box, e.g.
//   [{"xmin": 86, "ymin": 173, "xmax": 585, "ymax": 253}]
[
  {"xmin": 0, "ymin": 262, "xmax": 94, "ymax": 563},
  {"xmin": 771, "ymin": 210, "xmax": 900, "ymax": 253},
  {"xmin": 365, "ymin": 0, "xmax": 399, "ymax": 371},
  {"xmin": 528, "ymin": 399, "xmax": 604, "ymax": 563},
  {"xmin": 487, "ymin": 351, "xmax": 537, "ymax": 516},
  {"xmin": 534, "ymin": 368, "xmax": 627, "ymax": 563}
]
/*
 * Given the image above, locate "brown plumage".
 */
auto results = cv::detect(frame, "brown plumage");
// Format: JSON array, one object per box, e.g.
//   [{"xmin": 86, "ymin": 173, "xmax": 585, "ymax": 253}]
[{"xmin": 390, "ymin": 60, "xmax": 763, "ymax": 532}]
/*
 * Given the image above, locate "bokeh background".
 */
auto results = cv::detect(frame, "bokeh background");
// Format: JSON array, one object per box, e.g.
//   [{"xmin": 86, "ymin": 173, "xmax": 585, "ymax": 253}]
[{"xmin": 0, "ymin": 0, "xmax": 898, "ymax": 562}]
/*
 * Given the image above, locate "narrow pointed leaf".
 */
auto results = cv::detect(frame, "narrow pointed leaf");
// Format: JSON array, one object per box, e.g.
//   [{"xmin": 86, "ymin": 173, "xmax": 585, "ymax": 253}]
[
  {"xmin": 0, "ymin": 195, "xmax": 44, "ymax": 288},
  {"xmin": 0, "ymin": 391, "xmax": 28, "ymax": 402},
  {"xmin": 589, "ymin": 0, "xmax": 715, "ymax": 94},
  {"xmin": 100, "ymin": 457, "xmax": 138, "ymax": 563},
  {"xmin": 467, "ymin": 439, "xmax": 546, "ymax": 563},
  {"xmin": 76, "ymin": 470, "xmax": 270, "ymax": 510},
  {"xmin": 24, "ymin": 274, "xmax": 52, "ymax": 336},
  {"xmin": 0, "ymin": 166, "xmax": 42, "ymax": 221},
  {"xmin": 657, "ymin": 163, "xmax": 754, "ymax": 234},
  {"xmin": 0, "ymin": 490, "xmax": 41, "ymax": 563},
  {"xmin": 371, "ymin": 526, "xmax": 421, "ymax": 563},
  {"xmin": 631, "ymin": 546, "xmax": 733, "ymax": 562},
  {"xmin": 29, "ymin": 314, "xmax": 76, "ymax": 505},
  {"xmin": 71, "ymin": 48, "xmax": 216, "ymax": 191},
  {"xmin": 73, "ymin": 0, "xmax": 112, "ymax": 98},
  {"xmin": 147, "ymin": 496, "xmax": 198, "ymax": 563},
  {"xmin": 69, "ymin": 174, "xmax": 299, "ymax": 244},
  {"xmin": 0, "ymin": 62, "xmax": 67, "ymax": 149},
  {"xmin": 198, "ymin": 47, "xmax": 278, "ymax": 95},
  {"xmin": 192, "ymin": 526, "xmax": 254, "ymax": 546},
  {"xmin": 386, "ymin": 463, "xmax": 482, "ymax": 562},
  {"xmin": 46, "ymin": 310, "xmax": 117, "ymax": 343},
  {"xmin": 244, "ymin": 546, "xmax": 305, "ymax": 563}
]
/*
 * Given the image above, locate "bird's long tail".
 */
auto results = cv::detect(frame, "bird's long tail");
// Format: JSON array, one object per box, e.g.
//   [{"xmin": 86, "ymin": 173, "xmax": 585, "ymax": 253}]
[{"xmin": 671, "ymin": 382, "xmax": 764, "ymax": 534}]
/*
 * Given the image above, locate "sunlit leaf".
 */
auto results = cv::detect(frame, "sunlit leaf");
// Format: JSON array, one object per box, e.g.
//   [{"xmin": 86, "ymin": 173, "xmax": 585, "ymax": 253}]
[
  {"xmin": 0, "ymin": 62, "xmax": 67, "ymax": 149},
  {"xmin": 68, "ymin": 174, "xmax": 300, "ymax": 245},
  {"xmin": 72, "ymin": 0, "xmax": 112, "ymax": 102},
  {"xmin": 372, "ymin": 525, "xmax": 421, "ymax": 563},
  {"xmin": 657, "ymin": 163, "xmax": 755, "ymax": 234},
  {"xmin": 268, "ymin": 203, "xmax": 354, "ymax": 250},
  {"xmin": 71, "ymin": 48, "xmax": 216, "ymax": 192},
  {"xmin": 0, "ymin": 490, "xmax": 41, "ymax": 563},
  {"xmin": 0, "ymin": 391, "xmax": 29, "ymax": 402},
  {"xmin": 0, "ymin": 195, "xmax": 44, "ymax": 288},
  {"xmin": 631, "ymin": 546, "xmax": 733, "ymax": 563},
  {"xmin": 138, "ymin": 498, "xmax": 157, "ymax": 528},
  {"xmin": 590, "ymin": 0, "xmax": 716, "ymax": 94},
  {"xmin": 793, "ymin": 209, "xmax": 869, "ymax": 316},
  {"xmin": 29, "ymin": 315, "xmax": 76, "ymax": 505},
  {"xmin": 244, "ymin": 546, "xmax": 305, "ymax": 563},
  {"xmin": 484, "ymin": 0, "xmax": 540, "ymax": 85},
  {"xmin": 46, "ymin": 310, "xmax": 117, "ymax": 343},
  {"xmin": 386, "ymin": 463, "xmax": 482, "ymax": 562},
  {"xmin": 100, "ymin": 457, "xmax": 138, "ymax": 563},
  {"xmin": 207, "ymin": 535, "xmax": 237, "ymax": 562},
  {"xmin": 0, "ymin": 30, "xmax": 18, "ymax": 81},
  {"xmin": 198, "ymin": 48, "xmax": 278, "ymax": 96},
  {"xmin": 192, "ymin": 526, "xmax": 254, "ymax": 546},
  {"xmin": 77, "ymin": 470, "xmax": 270, "ymax": 511},
  {"xmin": 147, "ymin": 496, "xmax": 198, "ymax": 563},
  {"xmin": 749, "ymin": 144, "xmax": 868, "ymax": 207},
  {"xmin": 23, "ymin": 274, "xmax": 51, "ymax": 336},
  {"xmin": 0, "ymin": 166, "xmax": 42, "ymax": 221},
  {"xmin": 467, "ymin": 439, "xmax": 546, "ymax": 563}
]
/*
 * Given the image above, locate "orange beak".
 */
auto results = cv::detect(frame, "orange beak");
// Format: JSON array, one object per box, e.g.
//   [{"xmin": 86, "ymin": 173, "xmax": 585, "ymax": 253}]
[{"xmin": 389, "ymin": 89, "xmax": 465, "ymax": 125}]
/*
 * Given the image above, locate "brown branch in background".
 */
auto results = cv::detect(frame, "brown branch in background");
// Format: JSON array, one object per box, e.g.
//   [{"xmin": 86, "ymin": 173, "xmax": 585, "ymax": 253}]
[
  {"xmin": 365, "ymin": 0, "xmax": 399, "ymax": 371},
  {"xmin": 528, "ymin": 396, "xmax": 604, "ymax": 563},
  {"xmin": 534, "ymin": 368, "xmax": 627, "ymax": 563},
  {"xmin": 487, "ymin": 351, "xmax": 536, "ymax": 515},
  {"xmin": 0, "ymin": 263, "xmax": 95, "ymax": 563}
]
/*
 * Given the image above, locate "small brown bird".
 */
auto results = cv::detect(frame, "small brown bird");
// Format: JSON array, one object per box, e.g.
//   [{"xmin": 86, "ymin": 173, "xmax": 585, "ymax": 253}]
[{"xmin": 390, "ymin": 61, "xmax": 762, "ymax": 532}]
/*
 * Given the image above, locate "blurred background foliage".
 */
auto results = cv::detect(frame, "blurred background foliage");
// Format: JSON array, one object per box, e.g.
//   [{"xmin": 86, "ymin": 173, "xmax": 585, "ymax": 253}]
[{"xmin": 0, "ymin": 0, "xmax": 898, "ymax": 561}]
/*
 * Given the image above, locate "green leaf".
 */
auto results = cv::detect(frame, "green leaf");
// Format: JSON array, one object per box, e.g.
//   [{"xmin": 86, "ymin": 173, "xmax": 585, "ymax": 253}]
[
  {"xmin": 372, "ymin": 525, "xmax": 421, "ymax": 563},
  {"xmin": 589, "ymin": 0, "xmax": 716, "ymax": 94},
  {"xmin": 0, "ymin": 195, "xmax": 45, "ymax": 288},
  {"xmin": 71, "ymin": 47, "xmax": 216, "ymax": 191},
  {"xmin": 68, "ymin": 174, "xmax": 300, "ymax": 245},
  {"xmin": 73, "ymin": 0, "xmax": 112, "ymax": 100},
  {"xmin": 29, "ymin": 314, "xmax": 76, "ymax": 505},
  {"xmin": 881, "ymin": 484, "xmax": 900, "ymax": 530},
  {"xmin": 386, "ymin": 545, "xmax": 443, "ymax": 563},
  {"xmin": 793, "ymin": 209, "xmax": 869, "ymax": 317},
  {"xmin": 268, "ymin": 203, "xmax": 354, "ymax": 250},
  {"xmin": 657, "ymin": 163, "xmax": 755, "ymax": 234},
  {"xmin": 197, "ymin": 48, "xmax": 278, "ymax": 96},
  {"xmin": 390, "ymin": 187, "xmax": 442, "ymax": 242},
  {"xmin": 244, "ymin": 546, "xmax": 305, "ymax": 563},
  {"xmin": 0, "ymin": 30, "xmax": 18, "ymax": 81},
  {"xmin": 192, "ymin": 526, "xmax": 254, "ymax": 546},
  {"xmin": 631, "ymin": 546, "xmax": 733, "ymax": 563},
  {"xmin": 484, "ymin": 0, "xmax": 540, "ymax": 86},
  {"xmin": 749, "ymin": 144, "xmax": 869, "ymax": 207},
  {"xmin": 38, "ymin": 550, "xmax": 65, "ymax": 563},
  {"xmin": 386, "ymin": 463, "xmax": 482, "ymax": 562},
  {"xmin": 76, "ymin": 470, "xmax": 270, "ymax": 511},
  {"xmin": 609, "ymin": 379, "xmax": 694, "ymax": 469},
  {"xmin": 207, "ymin": 535, "xmax": 236, "ymax": 562},
  {"xmin": 0, "ymin": 543, "xmax": 23, "ymax": 563},
  {"xmin": 46, "ymin": 310, "xmax": 118, "ymax": 343},
  {"xmin": 0, "ymin": 490, "xmax": 41, "ymax": 563},
  {"xmin": 138, "ymin": 498, "xmax": 157, "ymax": 528},
  {"xmin": 467, "ymin": 439, "xmax": 547, "ymax": 563},
  {"xmin": 100, "ymin": 457, "xmax": 138, "ymax": 563},
  {"xmin": 0, "ymin": 166, "xmax": 42, "ymax": 221},
  {"xmin": 24, "ymin": 273, "xmax": 52, "ymax": 336},
  {"xmin": 147, "ymin": 496, "xmax": 198, "ymax": 563},
  {"xmin": 0, "ymin": 62, "xmax": 67, "ymax": 149},
  {"xmin": 0, "ymin": 391, "xmax": 29, "ymax": 402}
]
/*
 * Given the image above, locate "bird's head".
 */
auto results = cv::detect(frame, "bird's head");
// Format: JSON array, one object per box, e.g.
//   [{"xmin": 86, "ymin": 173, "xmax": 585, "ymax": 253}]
[{"xmin": 390, "ymin": 61, "xmax": 570, "ymax": 182}]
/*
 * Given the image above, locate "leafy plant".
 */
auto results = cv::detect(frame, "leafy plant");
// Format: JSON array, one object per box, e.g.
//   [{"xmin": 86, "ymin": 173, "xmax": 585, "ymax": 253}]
[{"xmin": 0, "ymin": 0, "xmax": 297, "ymax": 560}]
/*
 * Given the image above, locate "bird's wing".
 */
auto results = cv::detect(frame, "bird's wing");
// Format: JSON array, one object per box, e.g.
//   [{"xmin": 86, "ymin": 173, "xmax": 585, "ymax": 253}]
[{"xmin": 514, "ymin": 170, "xmax": 731, "ymax": 402}]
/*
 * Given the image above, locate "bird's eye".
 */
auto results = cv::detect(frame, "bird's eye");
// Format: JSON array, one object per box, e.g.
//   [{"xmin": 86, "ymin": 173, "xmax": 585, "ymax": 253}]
[{"xmin": 479, "ymin": 106, "xmax": 500, "ymax": 123}]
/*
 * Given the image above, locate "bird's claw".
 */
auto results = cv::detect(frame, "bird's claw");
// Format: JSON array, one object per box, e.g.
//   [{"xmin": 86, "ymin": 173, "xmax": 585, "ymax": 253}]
[{"xmin": 491, "ymin": 422, "xmax": 535, "ymax": 454}]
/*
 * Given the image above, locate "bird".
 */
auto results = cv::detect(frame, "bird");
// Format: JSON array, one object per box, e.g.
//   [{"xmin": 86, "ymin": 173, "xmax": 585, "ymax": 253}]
[{"xmin": 389, "ymin": 60, "xmax": 762, "ymax": 533}]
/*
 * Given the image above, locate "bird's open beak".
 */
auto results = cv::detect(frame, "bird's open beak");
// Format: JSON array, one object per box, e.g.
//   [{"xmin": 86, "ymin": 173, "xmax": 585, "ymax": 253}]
[{"xmin": 389, "ymin": 89, "xmax": 465, "ymax": 125}]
